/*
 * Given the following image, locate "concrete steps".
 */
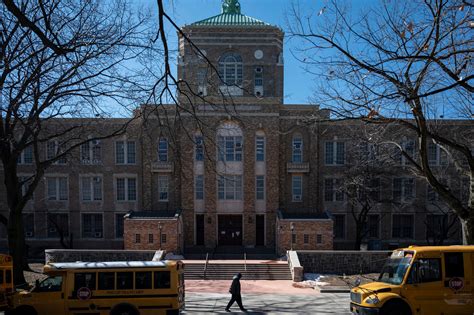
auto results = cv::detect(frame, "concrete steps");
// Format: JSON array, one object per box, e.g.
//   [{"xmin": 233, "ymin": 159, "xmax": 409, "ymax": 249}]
[{"xmin": 184, "ymin": 262, "xmax": 292, "ymax": 280}]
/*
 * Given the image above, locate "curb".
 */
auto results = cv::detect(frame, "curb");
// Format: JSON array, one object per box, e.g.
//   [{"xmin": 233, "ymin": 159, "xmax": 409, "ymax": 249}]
[{"xmin": 317, "ymin": 286, "xmax": 350, "ymax": 293}]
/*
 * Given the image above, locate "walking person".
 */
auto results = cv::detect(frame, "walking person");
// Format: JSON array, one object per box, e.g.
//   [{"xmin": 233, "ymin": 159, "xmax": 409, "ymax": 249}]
[{"xmin": 225, "ymin": 272, "xmax": 247, "ymax": 312}]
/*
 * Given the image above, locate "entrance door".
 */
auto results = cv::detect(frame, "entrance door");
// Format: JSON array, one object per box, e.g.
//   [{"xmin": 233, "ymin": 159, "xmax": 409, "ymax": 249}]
[
  {"xmin": 196, "ymin": 215, "xmax": 204, "ymax": 246},
  {"xmin": 218, "ymin": 215, "xmax": 242, "ymax": 246},
  {"xmin": 256, "ymin": 215, "xmax": 265, "ymax": 246}
]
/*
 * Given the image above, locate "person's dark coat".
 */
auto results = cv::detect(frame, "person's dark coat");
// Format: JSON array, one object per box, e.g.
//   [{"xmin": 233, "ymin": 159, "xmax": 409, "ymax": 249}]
[{"xmin": 229, "ymin": 273, "xmax": 241, "ymax": 295}]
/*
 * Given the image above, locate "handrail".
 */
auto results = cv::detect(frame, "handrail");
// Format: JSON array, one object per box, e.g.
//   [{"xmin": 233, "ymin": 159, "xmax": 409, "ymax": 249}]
[
  {"xmin": 244, "ymin": 252, "xmax": 247, "ymax": 272},
  {"xmin": 204, "ymin": 252, "xmax": 209, "ymax": 280}
]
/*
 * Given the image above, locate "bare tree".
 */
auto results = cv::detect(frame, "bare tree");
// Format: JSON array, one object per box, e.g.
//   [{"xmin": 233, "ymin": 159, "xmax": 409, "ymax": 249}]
[
  {"xmin": 0, "ymin": 0, "xmax": 160, "ymax": 284},
  {"xmin": 288, "ymin": 0, "xmax": 473, "ymax": 243}
]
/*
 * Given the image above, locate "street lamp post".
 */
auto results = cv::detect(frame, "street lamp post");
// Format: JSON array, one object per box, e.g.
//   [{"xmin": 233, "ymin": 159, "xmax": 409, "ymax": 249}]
[{"xmin": 158, "ymin": 223, "xmax": 163, "ymax": 250}]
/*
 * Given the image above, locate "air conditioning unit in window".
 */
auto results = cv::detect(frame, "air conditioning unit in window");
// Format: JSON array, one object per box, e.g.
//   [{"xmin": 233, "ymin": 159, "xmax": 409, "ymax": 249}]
[
  {"xmin": 198, "ymin": 86, "xmax": 207, "ymax": 96},
  {"xmin": 93, "ymin": 177, "xmax": 101, "ymax": 183},
  {"xmin": 255, "ymin": 66, "xmax": 263, "ymax": 73},
  {"xmin": 235, "ymin": 142, "xmax": 242, "ymax": 148},
  {"xmin": 293, "ymin": 195, "xmax": 302, "ymax": 202},
  {"xmin": 94, "ymin": 232, "xmax": 102, "ymax": 238},
  {"xmin": 91, "ymin": 140, "xmax": 100, "ymax": 145},
  {"xmin": 293, "ymin": 143, "xmax": 302, "ymax": 149},
  {"xmin": 196, "ymin": 138, "xmax": 203, "ymax": 145},
  {"xmin": 49, "ymin": 227, "xmax": 57, "ymax": 233},
  {"xmin": 25, "ymin": 232, "xmax": 33, "ymax": 237},
  {"xmin": 82, "ymin": 159, "xmax": 91, "ymax": 164},
  {"xmin": 92, "ymin": 159, "xmax": 101, "ymax": 164},
  {"xmin": 254, "ymin": 86, "xmax": 264, "ymax": 97}
]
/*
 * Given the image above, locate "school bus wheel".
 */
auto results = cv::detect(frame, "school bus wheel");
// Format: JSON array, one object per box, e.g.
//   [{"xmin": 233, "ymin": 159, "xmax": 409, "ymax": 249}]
[
  {"xmin": 110, "ymin": 303, "xmax": 139, "ymax": 315},
  {"xmin": 380, "ymin": 299, "xmax": 411, "ymax": 315}
]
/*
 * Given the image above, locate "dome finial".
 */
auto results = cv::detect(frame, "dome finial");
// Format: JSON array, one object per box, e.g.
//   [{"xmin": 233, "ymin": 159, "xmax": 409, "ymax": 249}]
[{"xmin": 222, "ymin": 0, "xmax": 241, "ymax": 14}]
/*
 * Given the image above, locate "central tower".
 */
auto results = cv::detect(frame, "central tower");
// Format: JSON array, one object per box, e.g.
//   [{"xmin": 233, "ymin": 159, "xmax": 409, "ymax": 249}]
[{"xmin": 178, "ymin": 0, "xmax": 284, "ymax": 104}]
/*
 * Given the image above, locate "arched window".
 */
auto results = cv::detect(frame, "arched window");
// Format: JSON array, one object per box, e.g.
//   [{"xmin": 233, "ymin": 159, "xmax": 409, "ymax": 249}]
[
  {"xmin": 218, "ymin": 53, "xmax": 243, "ymax": 86},
  {"xmin": 292, "ymin": 135, "xmax": 303, "ymax": 163}
]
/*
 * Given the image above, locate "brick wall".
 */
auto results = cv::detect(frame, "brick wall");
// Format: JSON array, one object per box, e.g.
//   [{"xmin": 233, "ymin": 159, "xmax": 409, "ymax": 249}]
[
  {"xmin": 124, "ymin": 218, "xmax": 182, "ymax": 253},
  {"xmin": 276, "ymin": 219, "xmax": 333, "ymax": 255}
]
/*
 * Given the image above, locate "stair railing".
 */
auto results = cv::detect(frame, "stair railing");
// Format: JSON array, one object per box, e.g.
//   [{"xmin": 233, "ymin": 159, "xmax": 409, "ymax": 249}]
[
  {"xmin": 244, "ymin": 252, "xmax": 247, "ymax": 272},
  {"xmin": 204, "ymin": 252, "xmax": 209, "ymax": 280}
]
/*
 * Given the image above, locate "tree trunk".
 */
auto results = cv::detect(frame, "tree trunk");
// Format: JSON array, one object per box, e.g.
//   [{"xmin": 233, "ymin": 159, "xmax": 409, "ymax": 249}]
[
  {"xmin": 461, "ymin": 215, "xmax": 474, "ymax": 245},
  {"xmin": 7, "ymin": 210, "xmax": 28, "ymax": 285},
  {"xmin": 354, "ymin": 223, "xmax": 363, "ymax": 250}
]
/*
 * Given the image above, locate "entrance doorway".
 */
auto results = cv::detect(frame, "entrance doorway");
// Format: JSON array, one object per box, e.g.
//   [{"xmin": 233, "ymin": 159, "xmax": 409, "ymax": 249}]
[
  {"xmin": 256, "ymin": 215, "xmax": 265, "ymax": 246},
  {"xmin": 196, "ymin": 214, "xmax": 204, "ymax": 246},
  {"xmin": 218, "ymin": 215, "xmax": 242, "ymax": 246}
]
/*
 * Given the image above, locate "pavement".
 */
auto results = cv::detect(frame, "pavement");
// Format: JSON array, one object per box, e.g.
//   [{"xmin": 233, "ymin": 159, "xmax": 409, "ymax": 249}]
[{"xmin": 184, "ymin": 280, "xmax": 352, "ymax": 314}]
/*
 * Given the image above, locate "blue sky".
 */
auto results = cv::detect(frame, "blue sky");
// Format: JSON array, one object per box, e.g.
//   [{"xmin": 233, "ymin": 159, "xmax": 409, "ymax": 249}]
[{"xmin": 159, "ymin": 0, "xmax": 326, "ymax": 104}]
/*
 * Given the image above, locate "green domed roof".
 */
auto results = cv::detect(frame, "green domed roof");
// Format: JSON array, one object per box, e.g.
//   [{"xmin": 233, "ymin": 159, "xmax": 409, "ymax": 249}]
[{"xmin": 190, "ymin": 0, "xmax": 270, "ymax": 27}]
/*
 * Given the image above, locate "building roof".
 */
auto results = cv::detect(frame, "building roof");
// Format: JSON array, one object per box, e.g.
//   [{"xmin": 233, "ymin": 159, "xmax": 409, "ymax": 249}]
[
  {"xmin": 45, "ymin": 261, "xmax": 171, "ymax": 271},
  {"xmin": 278, "ymin": 210, "xmax": 331, "ymax": 220},
  {"xmin": 190, "ymin": 0, "xmax": 270, "ymax": 27}
]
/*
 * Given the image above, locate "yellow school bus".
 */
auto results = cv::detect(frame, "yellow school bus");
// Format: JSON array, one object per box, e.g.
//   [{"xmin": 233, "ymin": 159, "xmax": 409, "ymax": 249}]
[
  {"xmin": 0, "ymin": 254, "xmax": 13, "ymax": 310},
  {"xmin": 7, "ymin": 260, "xmax": 184, "ymax": 315},
  {"xmin": 350, "ymin": 245, "xmax": 474, "ymax": 315}
]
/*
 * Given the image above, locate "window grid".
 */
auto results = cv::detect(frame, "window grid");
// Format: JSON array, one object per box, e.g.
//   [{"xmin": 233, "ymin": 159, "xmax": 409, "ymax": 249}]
[
  {"xmin": 393, "ymin": 178, "xmax": 415, "ymax": 202},
  {"xmin": 47, "ymin": 177, "xmax": 68, "ymax": 201},
  {"xmin": 46, "ymin": 141, "xmax": 66, "ymax": 164},
  {"xmin": 256, "ymin": 175, "xmax": 265, "ymax": 200},
  {"xmin": 115, "ymin": 140, "xmax": 136, "ymax": 164},
  {"xmin": 334, "ymin": 215, "xmax": 345, "ymax": 239},
  {"xmin": 325, "ymin": 141, "xmax": 345, "ymax": 165},
  {"xmin": 47, "ymin": 213, "xmax": 69, "ymax": 238},
  {"xmin": 195, "ymin": 175, "xmax": 204, "ymax": 200},
  {"xmin": 255, "ymin": 136, "xmax": 265, "ymax": 162},
  {"xmin": 81, "ymin": 176, "xmax": 102, "ymax": 201},
  {"xmin": 81, "ymin": 140, "xmax": 102, "ymax": 164},
  {"xmin": 158, "ymin": 138, "xmax": 168, "ymax": 162},
  {"xmin": 218, "ymin": 175, "xmax": 243, "ymax": 200},
  {"xmin": 82, "ymin": 214, "xmax": 103, "ymax": 238},
  {"xmin": 292, "ymin": 175, "xmax": 302, "ymax": 202},
  {"xmin": 158, "ymin": 175, "xmax": 169, "ymax": 201},
  {"xmin": 115, "ymin": 214, "xmax": 125, "ymax": 239},
  {"xmin": 195, "ymin": 136, "xmax": 204, "ymax": 161},
  {"xmin": 324, "ymin": 178, "xmax": 344, "ymax": 202},
  {"xmin": 18, "ymin": 146, "xmax": 33, "ymax": 164},
  {"xmin": 218, "ymin": 53, "xmax": 243, "ymax": 86},
  {"xmin": 116, "ymin": 177, "xmax": 137, "ymax": 201},
  {"xmin": 292, "ymin": 136, "xmax": 303, "ymax": 163},
  {"xmin": 218, "ymin": 136, "xmax": 243, "ymax": 162},
  {"xmin": 392, "ymin": 214, "xmax": 414, "ymax": 238}
]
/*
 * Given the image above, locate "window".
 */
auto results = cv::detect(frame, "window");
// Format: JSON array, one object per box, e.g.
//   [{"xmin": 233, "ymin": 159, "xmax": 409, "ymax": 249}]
[
  {"xmin": 37, "ymin": 276, "xmax": 63, "ymax": 292},
  {"xmin": 195, "ymin": 135, "xmax": 204, "ymax": 161},
  {"xmin": 135, "ymin": 271, "xmax": 152, "ymax": 289},
  {"xmin": 334, "ymin": 215, "xmax": 345, "ymax": 239},
  {"xmin": 426, "ymin": 215, "xmax": 448, "ymax": 239},
  {"xmin": 115, "ymin": 214, "xmax": 125, "ymax": 239},
  {"xmin": 98, "ymin": 272, "xmax": 115, "ymax": 290},
  {"xmin": 82, "ymin": 214, "xmax": 103, "ymax": 238},
  {"xmin": 23, "ymin": 213, "xmax": 34, "ymax": 238},
  {"xmin": 324, "ymin": 178, "xmax": 344, "ymax": 202},
  {"xmin": 158, "ymin": 138, "xmax": 168, "ymax": 162},
  {"xmin": 81, "ymin": 176, "xmax": 102, "ymax": 201},
  {"xmin": 325, "ymin": 141, "xmax": 345, "ymax": 165},
  {"xmin": 218, "ymin": 136, "xmax": 242, "ymax": 162},
  {"xmin": 19, "ymin": 176, "xmax": 33, "ymax": 198},
  {"xmin": 427, "ymin": 185, "xmax": 440, "ymax": 202},
  {"xmin": 316, "ymin": 234, "xmax": 322, "ymax": 244},
  {"xmin": 254, "ymin": 66, "xmax": 263, "ymax": 87},
  {"xmin": 393, "ymin": 178, "xmax": 415, "ymax": 202},
  {"xmin": 154, "ymin": 271, "xmax": 171, "ymax": 289},
  {"xmin": 218, "ymin": 53, "xmax": 243, "ymax": 86},
  {"xmin": 47, "ymin": 213, "xmax": 69, "ymax": 238},
  {"xmin": 158, "ymin": 175, "xmax": 169, "ymax": 201},
  {"xmin": 303, "ymin": 234, "xmax": 309, "ymax": 244},
  {"xmin": 292, "ymin": 136, "xmax": 303, "ymax": 163},
  {"xmin": 135, "ymin": 234, "xmax": 141, "ymax": 243},
  {"xmin": 291, "ymin": 234, "xmax": 297, "ymax": 244},
  {"xmin": 81, "ymin": 140, "xmax": 101, "ymax": 164},
  {"xmin": 74, "ymin": 273, "xmax": 96, "ymax": 291},
  {"xmin": 195, "ymin": 175, "xmax": 204, "ymax": 200},
  {"xmin": 359, "ymin": 142, "xmax": 378, "ymax": 161},
  {"xmin": 256, "ymin": 175, "xmax": 265, "ymax": 200},
  {"xmin": 197, "ymin": 68, "xmax": 208, "ymax": 94},
  {"xmin": 392, "ymin": 214, "xmax": 414, "ymax": 238},
  {"xmin": 46, "ymin": 140, "xmax": 66, "ymax": 164},
  {"xmin": 117, "ymin": 272, "xmax": 133, "ymax": 290},
  {"xmin": 218, "ymin": 175, "xmax": 243, "ymax": 200},
  {"xmin": 395, "ymin": 139, "xmax": 415, "ymax": 165},
  {"xmin": 367, "ymin": 214, "xmax": 380, "ymax": 238},
  {"xmin": 148, "ymin": 234, "xmax": 154, "ymax": 243},
  {"xmin": 47, "ymin": 177, "xmax": 68, "ymax": 201},
  {"xmin": 292, "ymin": 175, "xmax": 302, "ymax": 202},
  {"xmin": 255, "ymin": 136, "xmax": 265, "ymax": 162},
  {"xmin": 161, "ymin": 234, "xmax": 167, "ymax": 244},
  {"xmin": 116, "ymin": 177, "xmax": 137, "ymax": 201},
  {"xmin": 115, "ymin": 140, "xmax": 136, "ymax": 164},
  {"xmin": 17, "ymin": 146, "xmax": 33, "ymax": 164},
  {"xmin": 445, "ymin": 252, "xmax": 464, "ymax": 278},
  {"xmin": 428, "ymin": 142, "xmax": 448, "ymax": 166},
  {"xmin": 408, "ymin": 258, "xmax": 442, "ymax": 283}
]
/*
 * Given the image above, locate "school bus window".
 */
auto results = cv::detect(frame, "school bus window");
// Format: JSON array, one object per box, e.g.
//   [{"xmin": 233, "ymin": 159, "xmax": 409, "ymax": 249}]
[
  {"xmin": 154, "ymin": 271, "xmax": 170, "ymax": 289},
  {"xmin": 117, "ymin": 272, "xmax": 133, "ymax": 290},
  {"xmin": 37, "ymin": 276, "xmax": 63, "ymax": 292},
  {"xmin": 5, "ymin": 270, "xmax": 11, "ymax": 284},
  {"xmin": 0, "ymin": 271, "xmax": 3, "ymax": 284},
  {"xmin": 98, "ymin": 272, "xmax": 115, "ymax": 290},
  {"xmin": 135, "ymin": 271, "xmax": 152, "ymax": 289},
  {"xmin": 74, "ymin": 272, "xmax": 96, "ymax": 291},
  {"xmin": 408, "ymin": 258, "xmax": 441, "ymax": 284},
  {"xmin": 445, "ymin": 252, "xmax": 464, "ymax": 277}
]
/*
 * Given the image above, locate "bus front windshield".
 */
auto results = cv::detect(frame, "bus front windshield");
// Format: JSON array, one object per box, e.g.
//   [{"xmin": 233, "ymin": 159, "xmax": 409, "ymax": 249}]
[{"xmin": 378, "ymin": 254, "xmax": 413, "ymax": 285}]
